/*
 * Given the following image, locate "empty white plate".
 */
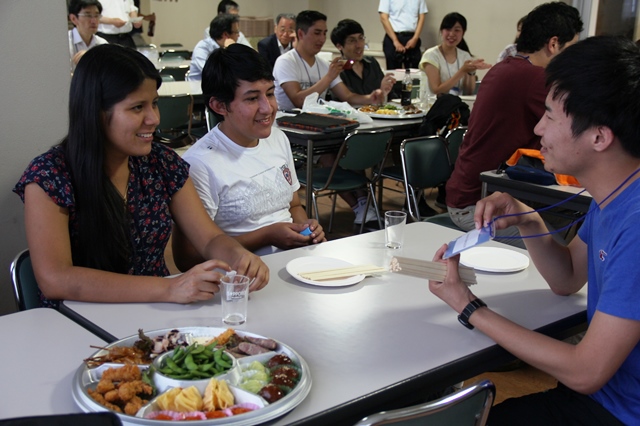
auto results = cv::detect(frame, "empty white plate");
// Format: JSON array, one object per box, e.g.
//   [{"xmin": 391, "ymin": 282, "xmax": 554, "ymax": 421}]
[
  {"xmin": 460, "ymin": 247, "xmax": 530, "ymax": 273},
  {"xmin": 286, "ymin": 256, "xmax": 365, "ymax": 287}
]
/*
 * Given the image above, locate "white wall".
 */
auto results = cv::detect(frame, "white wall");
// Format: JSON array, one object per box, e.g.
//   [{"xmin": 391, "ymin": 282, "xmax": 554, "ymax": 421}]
[{"xmin": 0, "ymin": 0, "xmax": 70, "ymax": 315}]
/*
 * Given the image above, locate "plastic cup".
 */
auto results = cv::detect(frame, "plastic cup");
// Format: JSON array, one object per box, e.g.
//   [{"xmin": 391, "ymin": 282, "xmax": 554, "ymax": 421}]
[
  {"xmin": 221, "ymin": 274, "xmax": 251, "ymax": 325},
  {"xmin": 385, "ymin": 211, "xmax": 407, "ymax": 249}
]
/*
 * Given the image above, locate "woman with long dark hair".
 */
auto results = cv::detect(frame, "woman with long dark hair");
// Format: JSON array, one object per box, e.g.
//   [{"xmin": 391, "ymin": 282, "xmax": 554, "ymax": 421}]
[
  {"xmin": 13, "ymin": 44, "xmax": 268, "ymax": 308},
  {"xmin": 419, "ymin": 12, "xmax": 490, "ymax": 96}
]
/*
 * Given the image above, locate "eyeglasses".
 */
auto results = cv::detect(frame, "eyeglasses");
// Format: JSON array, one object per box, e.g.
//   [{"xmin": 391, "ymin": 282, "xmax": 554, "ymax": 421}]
[
  {"xmin": 344, "ymin": 35, "xmax": 366, "ymax": 45},
  {"xmin": 77, "ymin": 13, "xmax": 102, "ymax": 20}
]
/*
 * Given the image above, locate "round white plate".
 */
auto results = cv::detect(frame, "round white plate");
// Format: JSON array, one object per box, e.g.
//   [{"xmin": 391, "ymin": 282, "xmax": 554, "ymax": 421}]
[
  {"xmin": 286, "ymin": 256, "xmax": 365, "ymax": 287},
  {"xmin": 359, "ymin": 108, "xmax": 425, "ymax": 120},
  {"xmin": 129, "ymin": 16, "xmax": 144, "ymax": 23},
  {"xmin": 460, "ymin": 247, "xmax": 530, "ymax": 273}
]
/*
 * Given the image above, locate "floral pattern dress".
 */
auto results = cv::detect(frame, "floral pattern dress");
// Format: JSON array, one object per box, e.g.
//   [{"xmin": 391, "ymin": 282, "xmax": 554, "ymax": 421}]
[{"xmin": 13, "ymin": 143, "xmax": 190, "ymax": 308}]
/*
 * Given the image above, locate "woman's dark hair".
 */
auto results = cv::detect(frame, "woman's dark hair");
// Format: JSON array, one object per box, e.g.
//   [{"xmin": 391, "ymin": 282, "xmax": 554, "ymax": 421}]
[
  {"xmin": 201, "ymin": 43, "xmax": 274, "ymax": 122},
  {"xmin": 62, "ymin": 44, "xmax": 161, "ymax": 272},
  {"xmin": 330, "ymin": 19, "xmax": 364, "ymax": 47},
  {"xmin": 516, "ymin": 2, "xmax": 583, "ymax": 53},
  {"xmin": 440, "ymin": 12, "xmax": 471, "ymax": 55},
  {"xmin": 546, "ymin": 36, "xmax": 640, "ymax": 158}
]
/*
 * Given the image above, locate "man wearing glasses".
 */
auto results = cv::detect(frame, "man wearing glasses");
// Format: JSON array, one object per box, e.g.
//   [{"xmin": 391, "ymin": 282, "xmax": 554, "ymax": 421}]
[
  {"xmin": 68, "ymin": 0, "xmax": 108, "ymax": 70},
  {"xmin": 97, "ymin": 0, "xmax": 141, "ymax": 49},
  {"xmin": 189, "ymin": 14, "xmax": 239, "ymax": 81},
  {"xmin": 330, "ymin": 19, "xmax": 396, "ymax": 99},
  {"xmin": 258, "ymin": 13, "xmax": 296, "ymax": 70}
]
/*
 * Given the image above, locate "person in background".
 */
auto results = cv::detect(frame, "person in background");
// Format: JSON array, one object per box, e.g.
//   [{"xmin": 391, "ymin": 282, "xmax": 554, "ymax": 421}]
[
  {"xmin": 13, "ymin": 44, "xmax": 268, "ymax": 309},
  {"xmin": 203, "ymin": 0, "xmax": 252, "ymax": 48},
  {"xmin": 189, "ymin": 14, "xmax": 239, "ymax": 81},
  {"xmin": 97, "ymin": 0, "xmax": 140, "ymax": 49},
  {"xmin": 68, "ymin": 0, "xmax": 108, "ymax": 71},
  {"xmin": 173, "ymin": 44, "xmax": 324, "ymax": 265},
  {"xmin": 378, "ymin": 0, "xmax": 428, "ymax": 70},
  {"xmin": 273, "ymin": 10, "xmax": 384, "ymax": 112},
  {"xmin": 431, "ymin": 36, "xmax": 640, "ymax": 426},
  {"xmin": 497, "ymin": 16, "xmax": 526, "ymax": 63},
  {"xmin": 419, "ymin": 12, "xmax": 490, "ymax": 97},
  {"xmin": 273, "ymin": 10, "xmax": 384, "ymax": 226},
  {"xmin": 258, "ymin": 13, "xmax": 296, "ymax": 69},
  {"xmin": 128, "ymin": 0, "xmax": 155, "ymax": 47},
  {"xmin": 445, "ymin": 2, "xmax": 583, "ymax": 236},
  {"xmin": 330, "ymin": 18, "xmax": 396, "ymax": 100}
]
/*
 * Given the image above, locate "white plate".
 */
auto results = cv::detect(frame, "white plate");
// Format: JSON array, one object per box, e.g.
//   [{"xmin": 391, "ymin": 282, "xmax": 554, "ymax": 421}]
[
  {"xmin": 129, "ymin": 16, "xmax": 144, "ymax": 23},
  {"xmin": 286, "ymin": 256, "xmax": 365, "ymax": 287},
  {"xmin": 460, "ymin": 247, "xmax": 530, "ymax": 273}
]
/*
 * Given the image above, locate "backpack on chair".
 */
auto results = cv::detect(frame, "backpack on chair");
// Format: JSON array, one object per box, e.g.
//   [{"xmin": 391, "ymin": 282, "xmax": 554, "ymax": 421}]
[{"xmin": 419, "ymin": 94, "xmax": 470, "ymax": 136}]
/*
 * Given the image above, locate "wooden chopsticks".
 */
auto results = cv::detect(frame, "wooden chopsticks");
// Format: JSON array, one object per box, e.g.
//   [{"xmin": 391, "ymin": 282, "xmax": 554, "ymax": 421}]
[
  {"xmin": 391, "ymin": 256, "xmax": 477, "ymax": 285},
  {"xmin": 299, "ymin": 264, "xmax": 387, "ymax": 281}
]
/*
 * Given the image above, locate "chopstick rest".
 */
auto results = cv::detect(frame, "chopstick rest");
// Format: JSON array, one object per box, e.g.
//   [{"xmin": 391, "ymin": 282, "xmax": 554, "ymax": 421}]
[
  {"xmin": 299, "ymin": 264, "xmax": 387, "ymax": 281},
  {"xmin": 390, "ymin": 256, "xmax": 477, "ymax": 285}
]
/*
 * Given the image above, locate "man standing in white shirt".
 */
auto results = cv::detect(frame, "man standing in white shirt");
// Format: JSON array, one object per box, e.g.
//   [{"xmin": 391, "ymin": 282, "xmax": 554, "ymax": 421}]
[
  {"xmin": 97, "ymin": 0, "xmax": 141, "ymax": 48},
  {"xmin": 68, "ymin": 0, "xmax": 108, "ymax": 70},
  {"xmin": 379, "ymin": 0, "xmax": 428, "ymax": 70}
]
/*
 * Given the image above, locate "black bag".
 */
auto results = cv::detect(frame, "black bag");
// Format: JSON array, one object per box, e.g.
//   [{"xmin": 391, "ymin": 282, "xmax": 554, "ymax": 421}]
[{"xmin": 418, "ymin": 94, "xmax": 470, "ymax": 136}]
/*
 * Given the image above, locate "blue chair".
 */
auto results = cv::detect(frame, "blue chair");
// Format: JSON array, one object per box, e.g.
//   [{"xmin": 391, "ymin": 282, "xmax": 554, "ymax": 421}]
[
  {"xmin": 298, "ymin": 128, "xmax": 393, "ymax": 233},
  {"xmin": 354, "ymin": 379, "xmax": 495, "ymax": 426},
  {"xmin": 10, "ymin": 249, "xmax": 40, "ymax": 311}
]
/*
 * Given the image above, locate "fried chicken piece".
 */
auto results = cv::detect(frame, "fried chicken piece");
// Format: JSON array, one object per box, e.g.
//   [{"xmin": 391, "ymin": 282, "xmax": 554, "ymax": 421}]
[
  {"xmin": 95, "ymin": 378, "xmax": 115, "ymax": 394},
  {"xmin": 124, "ymin": 395, "xmax": 145, "ymax": 416},
  {"xmin": 104, "ymin": 389, "xmax": 121, "ymax": 403},
  {"xmin": 88, "ymin": 388, "xmax": 123, "ymax": 413},
  {"xmin": 101, "ymin": 364, "xmax": 141, "ymax": 382},
  {"xmin": 118, "ymin": 380, "xmax": 153, "ymax": 401}
]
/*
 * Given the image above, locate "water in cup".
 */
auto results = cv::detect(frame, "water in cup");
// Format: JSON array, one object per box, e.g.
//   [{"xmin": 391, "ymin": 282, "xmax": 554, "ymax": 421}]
[
  {"xmin": 385, "ymin": 211, "xmax": 407, "ymax": 249},
  {"xmin": 221, "ymin": 275, "xmax": 250, "ymax": 325}
]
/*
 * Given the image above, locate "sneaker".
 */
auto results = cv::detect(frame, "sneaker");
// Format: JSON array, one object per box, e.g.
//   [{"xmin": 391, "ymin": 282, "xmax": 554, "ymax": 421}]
[{"xmin": 353, "ymin": 199, "xmax": 378, "ymax": 224}]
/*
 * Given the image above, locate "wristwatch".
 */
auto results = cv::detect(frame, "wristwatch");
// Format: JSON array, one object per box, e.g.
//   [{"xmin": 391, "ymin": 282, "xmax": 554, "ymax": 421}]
[{"xmin": 458, "ymin": 298, "xmax": 487, "ymax": 329}]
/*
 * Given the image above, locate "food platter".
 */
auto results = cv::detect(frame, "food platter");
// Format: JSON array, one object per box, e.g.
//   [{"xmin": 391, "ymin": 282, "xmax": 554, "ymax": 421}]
[
  {"xmin": 286, "ymin": 256, "xmax": 366, "ymax": 287},
  {"xmin": 358, "ymin": 104, "xmax": 425, "ymax": 120},
  {"xmin": 72, "ymin": 327, "xmax": 312, "ymax": 425}
]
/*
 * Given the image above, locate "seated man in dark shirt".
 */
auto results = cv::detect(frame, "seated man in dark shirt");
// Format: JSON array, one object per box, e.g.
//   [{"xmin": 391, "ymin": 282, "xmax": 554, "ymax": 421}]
[
  {"xmin": 258, "ymin": 13, "xmax": 296, "ymax": 69},
  {"xmin": 330, "ymin": 19, "xmax": 396, "ymax": 100}
]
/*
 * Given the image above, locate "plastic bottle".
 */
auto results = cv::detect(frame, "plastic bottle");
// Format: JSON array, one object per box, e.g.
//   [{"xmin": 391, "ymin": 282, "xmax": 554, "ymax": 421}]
[{"xmin": 401, "ymin": 69, "xmax": 412, "ymax": 106}]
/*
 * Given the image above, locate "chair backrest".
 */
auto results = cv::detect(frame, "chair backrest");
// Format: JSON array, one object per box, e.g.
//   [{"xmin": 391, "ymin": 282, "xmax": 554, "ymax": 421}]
[
  {"xmin": 159, "ymin": 49, "xmax": 191, "ymax": 60},
  {"xmin": 10, "ymin": 249, "xmax": 40, "ymax": 311},
  {"xmin": 354, "ymin": 379, "xmax": 495, "ymax": 426},
  {"xmin": 160, "ymin": 66, "xmax": 189, "ymax": 82},
  {"xmin": 339, "ymin": 128, "xmax": 393, "ymax": 172},
  {"xmin": 157, "ymin": 94, "xmax": 193, "ymax": 134},
  {"xmin": 160, "ymin": 43, "xmax": 184, "ymax": 48},
  {"xmin": 445, "ymin": 125, "xmax": 468, "ymax": 166},
  {"xmin": 161, "ymin": 74, "xmax": 176, "ymax": 82},
  {"xmin": 205, "ymin": 108, "xmax": 219, "ymax": 132},
  {"xmin": 401, "ymin": 135, "xmax": 451, "ymax": 190}
]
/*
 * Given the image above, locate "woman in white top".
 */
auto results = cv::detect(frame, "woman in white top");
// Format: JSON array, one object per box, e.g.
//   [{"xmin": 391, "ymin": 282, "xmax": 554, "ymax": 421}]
[{"xmin": 419, "ymin": 13, "xmax": 490, "ymax": 96}]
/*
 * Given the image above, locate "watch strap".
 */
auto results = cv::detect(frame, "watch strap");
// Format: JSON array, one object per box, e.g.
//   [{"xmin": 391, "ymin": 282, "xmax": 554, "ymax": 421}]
[{"xmin": 458, "ymin": 298, "xmax": 487, "ymax": 329}]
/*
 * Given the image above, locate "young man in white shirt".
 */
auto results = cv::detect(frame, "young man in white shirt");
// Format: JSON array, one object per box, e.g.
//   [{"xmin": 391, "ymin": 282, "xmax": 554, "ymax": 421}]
[
  {"xmin": 68, "ymin": 0, "xmax": 108, "ymax": 70},
  {"xmin": 174, "ymin": 44, "xmax": 325, "ymax": 265}
]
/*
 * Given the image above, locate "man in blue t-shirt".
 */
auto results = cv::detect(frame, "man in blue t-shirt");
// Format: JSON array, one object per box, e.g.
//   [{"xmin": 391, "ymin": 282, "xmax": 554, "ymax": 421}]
[{"xmin": 430, "ymin": 36, "xmax": 640, "ymax": 425}]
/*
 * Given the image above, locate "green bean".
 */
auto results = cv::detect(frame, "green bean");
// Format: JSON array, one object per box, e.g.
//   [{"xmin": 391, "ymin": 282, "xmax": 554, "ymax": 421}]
[
  {"xmin": 172, "ymin": 347, "xmax": 187, "ymax": 364},
  {"xmin": 165, "ymin": 357, "xmax": 185, "ymax": 374},
  {"xmin": 214, "ymin": 349, "xmax": 232, "ymax": 369},
  {"xmin": 184, "ymin": 353, "xmax": 198, "ymax": 371}
]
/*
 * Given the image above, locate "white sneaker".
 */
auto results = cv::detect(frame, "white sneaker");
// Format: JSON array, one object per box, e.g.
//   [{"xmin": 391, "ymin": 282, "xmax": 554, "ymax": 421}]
[{"xmin": 353, "ymin": 198, "xmax": 378, "ymax": 224}]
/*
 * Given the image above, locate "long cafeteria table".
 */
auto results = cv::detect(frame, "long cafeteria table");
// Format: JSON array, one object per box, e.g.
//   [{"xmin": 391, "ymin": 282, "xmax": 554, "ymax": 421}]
[
  {"xmin": 279, "ymin": 116, "xmax": 423, "ymax": 216},
  {"xmin": 60, "ymin": 222, "xmax": 587, "ymax": 425},
  {"xmin": 0, "ymin": 308, "xmax": 108, "ymax": 420}
]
